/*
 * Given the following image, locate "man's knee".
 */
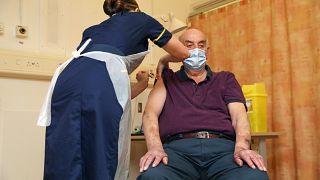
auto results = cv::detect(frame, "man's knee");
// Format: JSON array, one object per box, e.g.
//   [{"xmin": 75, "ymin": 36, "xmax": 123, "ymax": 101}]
[
  {"xmin": 137, "ymin": 168, "xmax": 166, "ymax": 180},
  {"xmin": 237, "ymin": 169, "xmax": 269, "ymax": 180},
  {"xmin": 217, "ymin": 166, "xmax": 269, "ymax": 180},
  {"xmin": 248, "ymin": 170, "xmax": 269, "ymax": 180}
]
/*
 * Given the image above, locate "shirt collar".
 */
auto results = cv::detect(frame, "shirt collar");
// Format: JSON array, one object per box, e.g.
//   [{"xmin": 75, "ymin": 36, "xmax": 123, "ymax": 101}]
[{"xmin": 176, "ymin": 65, "xmax": 213, "ymax": 81}]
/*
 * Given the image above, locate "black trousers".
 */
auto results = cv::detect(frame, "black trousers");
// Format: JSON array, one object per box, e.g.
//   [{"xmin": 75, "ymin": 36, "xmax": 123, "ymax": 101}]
[{"xmin": 137, "ymin": 138, "xmax": 269, "ymax": 180}]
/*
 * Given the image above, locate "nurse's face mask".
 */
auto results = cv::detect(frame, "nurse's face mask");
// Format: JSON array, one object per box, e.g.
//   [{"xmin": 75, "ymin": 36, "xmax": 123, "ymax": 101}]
[{"xmin": 183, "ymin": 48, "xmax": 207, "ymax": 71}]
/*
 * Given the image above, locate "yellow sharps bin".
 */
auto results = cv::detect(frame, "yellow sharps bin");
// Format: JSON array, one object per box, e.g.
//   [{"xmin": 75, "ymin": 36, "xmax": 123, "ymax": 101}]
[{"xmin": 241, "ymin": 83, "xmax": 267, "ymax": 132}]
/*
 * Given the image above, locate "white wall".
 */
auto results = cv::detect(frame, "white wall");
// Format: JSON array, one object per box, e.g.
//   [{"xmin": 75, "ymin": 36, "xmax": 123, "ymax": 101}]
[
  {"xmin": 0, "ymin": 0, "xmax": 194, "ymax": 58},
  {"xmin": 0, "ymin": 0, "xmax": 196, "ymax": 179},
  {"xmin": 0, "ymin": 0, "xmax": 106, "ymax": 56}
]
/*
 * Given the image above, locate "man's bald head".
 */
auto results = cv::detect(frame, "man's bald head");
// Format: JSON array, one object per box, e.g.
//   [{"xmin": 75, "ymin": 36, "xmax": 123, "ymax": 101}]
[{"xmin": 179, "ymin": 28, "xmax": 208, "ymax": 50}]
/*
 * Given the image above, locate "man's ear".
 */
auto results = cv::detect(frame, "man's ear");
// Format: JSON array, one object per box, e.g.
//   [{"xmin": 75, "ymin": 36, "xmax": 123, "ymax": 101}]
[{"xmin": 206, "ymin": 46, "xmax": 210, "ymax": 58}]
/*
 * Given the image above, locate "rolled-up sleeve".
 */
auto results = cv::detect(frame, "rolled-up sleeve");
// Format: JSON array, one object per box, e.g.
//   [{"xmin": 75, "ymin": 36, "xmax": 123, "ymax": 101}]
[{"xmin": 223, "ymin": 72, "xmax": 247, "ymax": 108}]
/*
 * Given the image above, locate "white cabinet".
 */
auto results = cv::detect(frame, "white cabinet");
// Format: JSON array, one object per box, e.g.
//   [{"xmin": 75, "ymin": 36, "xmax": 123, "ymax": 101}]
[{"xmin": 0, "ymin": 78, "xmax": 49, "ymax": 180}]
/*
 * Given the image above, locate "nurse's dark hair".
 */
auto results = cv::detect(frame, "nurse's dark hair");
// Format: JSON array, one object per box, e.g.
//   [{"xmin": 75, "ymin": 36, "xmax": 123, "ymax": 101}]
[{"xmin": 103, "ymin": 0, "xmax": 139, "ymax": 17}]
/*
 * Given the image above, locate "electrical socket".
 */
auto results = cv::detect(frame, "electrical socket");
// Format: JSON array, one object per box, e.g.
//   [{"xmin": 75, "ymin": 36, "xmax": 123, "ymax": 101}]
[{"xmin": 16, "ymin": 25, "xmax": 28, "ymax": 38}]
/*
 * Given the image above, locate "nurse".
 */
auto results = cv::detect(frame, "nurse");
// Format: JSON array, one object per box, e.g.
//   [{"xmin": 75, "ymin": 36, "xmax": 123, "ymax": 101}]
[{"xmin": 37, "ymin": 0, "xmax": 189, "ymax": 179}]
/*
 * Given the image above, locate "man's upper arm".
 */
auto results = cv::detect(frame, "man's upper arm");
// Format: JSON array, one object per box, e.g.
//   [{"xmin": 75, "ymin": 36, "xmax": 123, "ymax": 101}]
[
  {"xmin": 228, "ymin": 102, "xmax": 247, "ymax": 127},
  {"xmin": 144, "ymin": 78, "xmax": 167, "ymax": 117}
]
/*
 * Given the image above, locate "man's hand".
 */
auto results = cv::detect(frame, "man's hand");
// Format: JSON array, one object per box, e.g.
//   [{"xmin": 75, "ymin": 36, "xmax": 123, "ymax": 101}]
[
  {"xmin": 234, "ymin": 148, "xmax": 267, "ymax": 171},
  {"xmin": 228, "ymin": 102, "xmax": 266, "ymax": 171},
  {"xmin": 139, "ymin": 146, "xmax": 168, "ymax": 172},
  {"xmin": 140, "ymin": 78, "xmax": 168, "ymax": 172}
]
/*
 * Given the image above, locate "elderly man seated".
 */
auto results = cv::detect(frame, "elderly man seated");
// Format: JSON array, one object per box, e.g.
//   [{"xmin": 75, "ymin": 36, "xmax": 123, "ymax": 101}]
[{"xmin": 137, "ymin": 28, "xmax": 269, "ymax": 180}]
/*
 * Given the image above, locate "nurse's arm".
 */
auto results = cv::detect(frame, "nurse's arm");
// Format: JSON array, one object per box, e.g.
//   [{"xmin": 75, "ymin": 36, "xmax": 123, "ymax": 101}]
[
  {"xmin": 156, "ymin": 37, "xmax": 189, "ymax": 78},
  {"xmin": 162, "ymin": 36, "xmax": 189, "ymax": 60},
  {"xmin": 131, "ymin": 71, "xmax": 149, "ymax": 99}
]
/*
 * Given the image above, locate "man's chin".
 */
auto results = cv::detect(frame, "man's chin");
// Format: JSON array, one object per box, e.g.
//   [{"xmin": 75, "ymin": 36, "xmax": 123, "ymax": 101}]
[{"xmin": 186, "ymin": 68, "xmax": 206, "ymax": 76}]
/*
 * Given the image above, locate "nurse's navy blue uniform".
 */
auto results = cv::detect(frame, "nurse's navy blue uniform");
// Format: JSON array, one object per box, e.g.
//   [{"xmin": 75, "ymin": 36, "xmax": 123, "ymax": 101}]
[{"xmin": 40, "ymin": 12, "xmax": 172, "ymax": 180}]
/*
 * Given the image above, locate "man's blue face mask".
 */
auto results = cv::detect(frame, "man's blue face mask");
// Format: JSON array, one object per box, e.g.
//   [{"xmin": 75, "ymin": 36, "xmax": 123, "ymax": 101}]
[{"xmin": 183, "ymin": 48, "xmax": 206, "ymax": 71}]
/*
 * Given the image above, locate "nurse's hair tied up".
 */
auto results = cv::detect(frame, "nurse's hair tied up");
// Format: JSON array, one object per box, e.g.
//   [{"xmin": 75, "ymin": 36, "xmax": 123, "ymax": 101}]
[{"xmin": 103, "ymin": 0, "xmax": 140, "ymax": 17}]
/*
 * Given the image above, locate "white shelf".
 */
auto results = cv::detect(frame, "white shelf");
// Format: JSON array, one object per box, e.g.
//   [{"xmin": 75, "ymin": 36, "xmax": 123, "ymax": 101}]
[{"xmin": 0, "ymin": 50, "xmax": 65, "ymax": 80}]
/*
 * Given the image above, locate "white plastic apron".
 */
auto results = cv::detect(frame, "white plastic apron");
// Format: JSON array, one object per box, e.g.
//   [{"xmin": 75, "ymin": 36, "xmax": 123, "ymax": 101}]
[{"xmin": 37, "ymin": 38, "xmax": 149, "ymax": 180}]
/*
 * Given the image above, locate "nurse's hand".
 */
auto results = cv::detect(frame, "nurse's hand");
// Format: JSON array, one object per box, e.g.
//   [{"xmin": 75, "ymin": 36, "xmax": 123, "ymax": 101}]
[
  {"xmin": 139, "ymin": 146, "xmax": 168, "ymax": 172},
  {"xmin": 136, "ymin": 70, "xmax": 149, "ymax": 83},
  {"xmin": 131, "ymin": 71, "xmax": 149, "ymax": 99},
  {"xmin": 156, "ymin": 55, "xmax": 172, "ymax": 79}
]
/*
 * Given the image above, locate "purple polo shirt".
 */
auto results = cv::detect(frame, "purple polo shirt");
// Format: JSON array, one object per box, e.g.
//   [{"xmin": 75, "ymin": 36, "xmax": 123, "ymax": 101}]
[{"xmin": 158, "ymin": 66, "xmax": 246, "ymax": 140}]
